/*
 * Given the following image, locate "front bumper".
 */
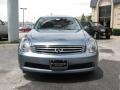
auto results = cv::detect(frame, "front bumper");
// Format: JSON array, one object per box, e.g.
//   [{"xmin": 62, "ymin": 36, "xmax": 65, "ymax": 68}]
[{"xmin": 18, "ymin": 52, "xmax": 98, "ymax": 74}]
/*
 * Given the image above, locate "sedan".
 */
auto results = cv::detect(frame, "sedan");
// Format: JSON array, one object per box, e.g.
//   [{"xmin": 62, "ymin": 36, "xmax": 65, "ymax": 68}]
[
  {"xmin": 18, "ymin": 16, "xmax": 99, "ymax": 74},
  {"xmin": 91, "ymin": 22, "xmax": 112, "ymax": 39}
]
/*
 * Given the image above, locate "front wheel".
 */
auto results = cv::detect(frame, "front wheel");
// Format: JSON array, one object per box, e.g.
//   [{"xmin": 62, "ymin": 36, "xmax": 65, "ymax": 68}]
[
  {"xmin": 106, "ymin": 32, "xmax": 111, "ymax": 39},
  {"xmin": 0, "ymin": 37, "xmax": 2, "ymax": 40},
  {"xmin": 95, "ymin": 32, "xmax": 100, "ymax": 39},
  {"xmin": 22, "ymin": 70, "xmax": 29, "ymax": 74},
  {"xmin": 106, "ymin": 35, "xmax": 110, "ymax": 39}
]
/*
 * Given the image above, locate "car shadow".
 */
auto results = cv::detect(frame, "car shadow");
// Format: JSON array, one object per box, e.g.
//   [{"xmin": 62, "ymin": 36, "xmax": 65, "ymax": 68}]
[
  {"xmin": 24, "ymin": 67, "xmax": 103, "ymax": 83},
  {"xmin": 96, "ymin": 37, "xmax": 114, "ymax": 40},
  {"xmin": 18, "ymin": 60, "xmax": 120, "ymax": 90}
]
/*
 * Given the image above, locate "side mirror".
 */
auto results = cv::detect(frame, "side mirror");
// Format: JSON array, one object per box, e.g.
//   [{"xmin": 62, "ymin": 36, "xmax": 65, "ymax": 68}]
[{"xmin": 84, "ymin": 26, "xmax": 89, "ymax": 30}]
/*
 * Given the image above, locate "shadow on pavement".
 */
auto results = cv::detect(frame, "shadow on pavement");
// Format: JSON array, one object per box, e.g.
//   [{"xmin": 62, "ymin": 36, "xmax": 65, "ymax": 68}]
[
  {"xmin": 24, "ymin": 67, "xmax": 103, "ymax": 83},
  {"xmin": 18, "ymin": 60, "xmax": 120, "ymax": 90},
  {"xmin": 96, "ymin": 36, "xmax": 115, "ymax": 40}
]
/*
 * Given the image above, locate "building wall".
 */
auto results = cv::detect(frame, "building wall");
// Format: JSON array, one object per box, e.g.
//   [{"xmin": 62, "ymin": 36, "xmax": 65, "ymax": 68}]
[
  {"xmin": 91, "ymin": 0, "xmax": 111, "ymax": 22},
  {"xmin": 91, "ymin": 0, "xmax": 120, "ymax": 29},
  {"xmin": 99, "ymin": 0, "xmax": 111, "ymax": 6},
  {"xmin": 113, "ymin": 4, "xmax": 120, "ymax": 29},
  {"xmin": 91, "ymin": 8, "xmax": 98, "ymax": 22}
]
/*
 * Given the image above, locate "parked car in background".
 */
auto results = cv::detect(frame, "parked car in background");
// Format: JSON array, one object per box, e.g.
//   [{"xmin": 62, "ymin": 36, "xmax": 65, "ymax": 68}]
[
  {"xmin": 18, "ymin": 16, "xmax": 99, "ymax": 74},
  {"xmin": 80, "ymin": 21, "xmax": 96, "ymax": 37},
  {"xmin": 91, "ymin": 22, "xmax": 112, "ymax": 39},
  {"xmin": 80, "ymin": 21, "xmax": 112, "ymax": 39},
  {"xmin": 0, "ymin": 20, "xmax": 8, "ymax": 40},
  {"xmin": 19, "ymin": 27, "xmax": 32, "ymax": 32}
]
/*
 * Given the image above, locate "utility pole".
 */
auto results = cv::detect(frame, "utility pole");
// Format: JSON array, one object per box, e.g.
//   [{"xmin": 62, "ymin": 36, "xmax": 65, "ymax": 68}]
[{"xmin": 20, "ymin": 8, "xmax": 27, "ymax": 27}]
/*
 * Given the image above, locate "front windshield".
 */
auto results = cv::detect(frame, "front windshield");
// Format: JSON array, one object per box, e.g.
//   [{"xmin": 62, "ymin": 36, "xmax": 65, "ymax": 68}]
[{"xmin": 34, "ymin": 17, "xmax": 81, "ymax": 30}]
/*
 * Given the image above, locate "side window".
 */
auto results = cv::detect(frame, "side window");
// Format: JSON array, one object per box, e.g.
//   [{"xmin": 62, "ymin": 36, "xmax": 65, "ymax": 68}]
[{"xmin": 34, "ymin": 18, "xmax": 45, "ymax": 29}]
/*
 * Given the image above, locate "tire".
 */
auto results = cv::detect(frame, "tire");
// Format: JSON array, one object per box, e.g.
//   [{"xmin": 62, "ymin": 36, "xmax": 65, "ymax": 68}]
[
  {"xmin": 95, "ymin": 33, "xmax": 100, "ymax": 39},
  {"xmin": 106, "ymin": 32, "xmax": 111, "ymax": 39},
  {"xmin": 22, "ymin": 70, "xmax": 32, "ymax": 74},
  {"xmin": 22, "ymin": 70, "xmax": 39, "ymax": 75},
  {"xmin": 0, "ymin": 37, "xmax": 2, "ymax": 40},
  {"xmin": 91, "ymin": 32, "xmax": 95, "ymax": 38},
  {"xmin": 22, "ymin": 70, "xmax": 34, "ymax": 76},
  {"xmin": 22, "ymin": 70, "xmax": 28, "ymax": 74},
  {"xmin": 106, "ymin": 35, "xmax": 110, "ymax": 39}
]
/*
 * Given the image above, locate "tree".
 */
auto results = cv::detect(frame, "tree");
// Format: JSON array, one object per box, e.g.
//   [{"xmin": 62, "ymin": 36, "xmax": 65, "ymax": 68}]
[
  {"xmin": 81, "ymin": 14, "xmax": 86, "ymax": 21},
  {"xmin": 86, "ymin": 15, "xmax": 92, "ymax": 21}
]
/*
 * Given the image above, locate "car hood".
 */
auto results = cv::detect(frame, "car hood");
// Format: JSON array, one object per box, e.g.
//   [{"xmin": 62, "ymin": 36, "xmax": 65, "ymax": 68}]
[
  {"xmin": 27, "ymin": 29, "xmax": 87, "ymax": 46},
  {"xmin": 94, "ymin": 26, "xmax": 105, "ymax": 29}
]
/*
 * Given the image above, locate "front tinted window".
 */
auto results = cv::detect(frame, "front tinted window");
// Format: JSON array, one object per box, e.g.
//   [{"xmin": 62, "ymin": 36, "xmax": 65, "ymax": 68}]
[
  {"xmin": 81, "ymin": 22, "xmax": 91, "ymax": 27},
  {"xmin": 35, "ymin": 17, "xmax": 81, "ymax": 30}
]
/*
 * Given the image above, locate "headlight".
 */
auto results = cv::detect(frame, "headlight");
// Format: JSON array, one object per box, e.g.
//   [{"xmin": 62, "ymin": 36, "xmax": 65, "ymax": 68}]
[
  {"xmin": 86, "ymin": 39, "xmax": 97, "ymax": 53},
  {"xmin": 100, "ymin": 29, "xmax": 105, "ymax": 32},
  {"xmin": 19, "ymin": 38, "xmax": 31, "ymax": 53}
]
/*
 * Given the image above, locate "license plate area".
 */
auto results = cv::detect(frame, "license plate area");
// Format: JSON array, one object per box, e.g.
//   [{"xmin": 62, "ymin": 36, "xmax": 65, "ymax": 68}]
[{"xmin": 49, "ymin": 60, "xmax": 68, "ymax": 71}]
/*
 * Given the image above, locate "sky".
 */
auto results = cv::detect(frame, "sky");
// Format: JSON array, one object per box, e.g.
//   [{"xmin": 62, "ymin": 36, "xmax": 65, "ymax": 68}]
[{"xmin": 0, "ymin": 0, "xmax": 91, "ymax": 22}]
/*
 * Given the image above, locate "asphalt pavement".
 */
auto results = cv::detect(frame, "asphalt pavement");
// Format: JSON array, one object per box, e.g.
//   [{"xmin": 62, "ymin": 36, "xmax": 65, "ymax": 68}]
[{"xmin": 0, "ymin": 36, "xmax": 120, "ymax": 90}]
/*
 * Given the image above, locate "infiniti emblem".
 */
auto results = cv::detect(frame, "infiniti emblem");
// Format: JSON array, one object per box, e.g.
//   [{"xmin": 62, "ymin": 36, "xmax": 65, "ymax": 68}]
[{"xmin": 55, "ymin": 48, "xmax": 63, "ymax": 53}]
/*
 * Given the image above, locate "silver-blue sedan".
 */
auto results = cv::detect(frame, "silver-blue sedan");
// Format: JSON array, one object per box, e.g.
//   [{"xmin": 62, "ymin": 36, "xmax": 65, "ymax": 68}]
[{"xmin": 18, "ymin": 16, "xmax": 99, "ymax": 74}]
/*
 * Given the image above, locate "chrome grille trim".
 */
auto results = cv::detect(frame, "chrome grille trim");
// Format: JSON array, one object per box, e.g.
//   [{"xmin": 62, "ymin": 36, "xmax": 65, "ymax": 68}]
[{"xmin": 32, "ymin": 45, "xmax": 85, "ymax": 54}]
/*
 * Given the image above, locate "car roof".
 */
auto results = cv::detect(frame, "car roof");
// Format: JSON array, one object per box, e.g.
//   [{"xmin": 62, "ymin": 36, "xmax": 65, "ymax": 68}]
[{"xmin": 39, "ymin": 16, "xmax": 75, "ymax": 19}]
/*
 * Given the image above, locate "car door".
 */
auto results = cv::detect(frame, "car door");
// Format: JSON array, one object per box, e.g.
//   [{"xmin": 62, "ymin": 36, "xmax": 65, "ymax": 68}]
[
  {"xmin": 0, "ymin": 20, "xmax": 7, "ymax": 35},
  {"xmin": 0, "ymin": 20, "xmax": 4, "ymax": 34}
]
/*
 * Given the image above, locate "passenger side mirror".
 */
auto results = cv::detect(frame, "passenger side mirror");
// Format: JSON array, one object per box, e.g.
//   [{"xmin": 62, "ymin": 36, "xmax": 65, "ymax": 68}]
[{"xmin": 84, "ymin": 26, "xmax": 89, "ymax": 30}]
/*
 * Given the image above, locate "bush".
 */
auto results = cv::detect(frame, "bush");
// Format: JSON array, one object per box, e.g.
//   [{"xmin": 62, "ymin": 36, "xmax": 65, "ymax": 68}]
[{"xmin": 112, "ymin": 29, "xmax": 120, "ymax": 36}]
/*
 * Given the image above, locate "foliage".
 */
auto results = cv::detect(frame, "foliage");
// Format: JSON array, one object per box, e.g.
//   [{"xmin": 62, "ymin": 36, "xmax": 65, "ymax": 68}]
[
  {"xmin": 112, "ymin": 29, "xmax": 120, "ymax": 36},
  {"xmin": 80, "ymin": 14, "xmax": 92, "ymax": 21},
  {"xmin": 86, "ymin": 15, "xmax": 92, "ymax": 21},
  {"xmin": 81, "ymin": 14, "xmax": 86, "ymax": 21}
]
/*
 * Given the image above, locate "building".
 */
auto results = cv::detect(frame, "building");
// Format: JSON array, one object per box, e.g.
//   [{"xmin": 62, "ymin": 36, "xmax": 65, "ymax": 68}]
[{"xmin": 90, "ymin": 0, "xmax": 120, "ymax": 29}]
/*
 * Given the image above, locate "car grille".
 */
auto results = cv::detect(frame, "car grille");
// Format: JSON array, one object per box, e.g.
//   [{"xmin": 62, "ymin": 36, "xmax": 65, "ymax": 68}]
[
  {"xmin": 25, "ymin": 62, "xmax": 50, "ymax": 70},
  {"xmin": 31, "ymin": 45, "xmax": 85, "ymax": 54},
  {"xmin": 68, "ymin": 63, "xmax": 94, "ymax": 70}
]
